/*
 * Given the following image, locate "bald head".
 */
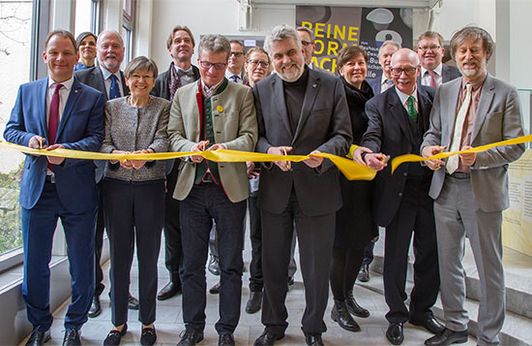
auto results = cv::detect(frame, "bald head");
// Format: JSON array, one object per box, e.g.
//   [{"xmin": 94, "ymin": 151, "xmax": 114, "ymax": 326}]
[
  {"xmin": 390, "ymin": 48, "xmax": 420, "ymax": 95},
  {"xmin": 391, "ymin": 48, "xmax": 420, "ymax": 67},
  {"xmin": 97, "ymin": 30, "xmax": 125, "ymax": 73}
]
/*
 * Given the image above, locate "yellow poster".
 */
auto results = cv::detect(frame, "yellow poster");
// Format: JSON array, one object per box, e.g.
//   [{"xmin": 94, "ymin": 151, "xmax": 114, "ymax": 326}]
[{"xmin": 503, "ymin": 149, "xmax": 532, "ymax": 255}]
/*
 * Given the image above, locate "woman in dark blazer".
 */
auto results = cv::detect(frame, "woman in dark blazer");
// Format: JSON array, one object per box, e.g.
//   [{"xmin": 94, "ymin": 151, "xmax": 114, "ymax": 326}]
[
  {"xmin": 329, "ymin": 46, "xmax": 378, "ymax": 332},
  {"xmin": 100, "ymin": 56, "xmax": 170, "ymax": 346}
]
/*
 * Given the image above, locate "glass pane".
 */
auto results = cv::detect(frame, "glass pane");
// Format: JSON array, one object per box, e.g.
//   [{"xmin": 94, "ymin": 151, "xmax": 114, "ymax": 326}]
[
  {"xmin": 0, "ymin": 0, "xmax": 33, "ymax": 256},
  {"xmin": 74, "ymin": 0, "xmax": 93, "ymax": 37}
]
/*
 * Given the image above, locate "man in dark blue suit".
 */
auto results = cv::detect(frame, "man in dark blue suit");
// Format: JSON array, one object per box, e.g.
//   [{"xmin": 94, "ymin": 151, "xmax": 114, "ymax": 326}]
[
  {"xmin": 367, "ymin": 40, "xmax": 401, "ymax": 95},
  {"xmin": 355, "ymin": 48, "xmax": 443, "ymax": 345},
  {"xmin": 4, "ymin": 30, "xmax": 104, "ymax": 346}
]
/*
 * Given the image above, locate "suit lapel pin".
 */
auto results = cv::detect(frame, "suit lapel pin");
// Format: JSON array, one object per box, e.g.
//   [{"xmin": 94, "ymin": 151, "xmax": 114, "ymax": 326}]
[{"xmin": 216, "ymin": 105, "xmax": 224, "ymax": 113}]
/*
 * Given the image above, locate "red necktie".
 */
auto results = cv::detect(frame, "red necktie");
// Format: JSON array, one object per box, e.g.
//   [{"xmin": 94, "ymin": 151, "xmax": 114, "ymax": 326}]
[
  {"xmin": 428, "ymin": 70, "xmax": 438, "ymax": 89},
  {"xmin": 48, "ymin": 83, "xmax": 62, "ymax": 171}
]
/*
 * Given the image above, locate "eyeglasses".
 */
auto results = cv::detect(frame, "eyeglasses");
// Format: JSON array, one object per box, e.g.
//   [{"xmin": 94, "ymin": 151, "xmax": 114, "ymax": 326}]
[
  {"xmin": 390, "ymin": 67, "xmax": 417, "ymax": 76},
  {"xmin": 301, "ymin": 40, "xmax": 314, "ymax": 47},
  {"xmin": 417, "ymin": 45, "xmax": 441, "ymax": 52},
  {"xmin": 230, "ymin": 51, "xmax": 244, "ymax": 57},
  {"xmin": 199, "ymin": 60, "xmax": 227, "ymax": 71},
  {"xmin": 248, "ymin": 59, "xmax": 269, "ymax": 68}
]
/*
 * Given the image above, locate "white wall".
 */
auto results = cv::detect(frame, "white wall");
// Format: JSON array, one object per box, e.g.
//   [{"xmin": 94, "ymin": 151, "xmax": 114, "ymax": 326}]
[{"xmin": 148, "ymin": 0, "xmax": 294, "ymax": 71}]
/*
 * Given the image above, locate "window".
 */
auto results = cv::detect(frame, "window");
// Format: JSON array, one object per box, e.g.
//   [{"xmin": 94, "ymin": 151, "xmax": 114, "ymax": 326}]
[
  {"xmin": 0, "ymin": 0, "xmax": 37, "ymax": 260},
  {"xmin": 121, "ymin": 0, "xmax": 135, "ymax": 63}
]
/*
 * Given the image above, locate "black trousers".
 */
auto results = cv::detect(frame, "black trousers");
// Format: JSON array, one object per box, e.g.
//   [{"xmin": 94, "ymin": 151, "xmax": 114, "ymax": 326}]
[
  {"xmin": 383, "ymin": 179, "xmax": 440, "ymax": 324},
  {"xmin": 248, "ymin": 193, "xmax": 263, "ymax": 292},
  {"xmin": 103, "ymin": 179, "xmax": 164, "ymax": 326},
  {"xmin": 180, "ymin": 183, "xmax": 246, "ymax": 334},
  {"xmin": 163, "ymin": 164, "xmax": 182, "ymax": 285},
  {"xmin": 261, "ymin": 191, "xmax": 335, "ymax": 336},
  {"xmin": 94, "ymin": 181, "xmax": 106, "ymax": 296}
]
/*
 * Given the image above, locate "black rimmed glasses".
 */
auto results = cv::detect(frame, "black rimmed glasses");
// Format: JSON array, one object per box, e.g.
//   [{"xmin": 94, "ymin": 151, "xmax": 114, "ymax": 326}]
[
  {"xmin": 199, "ymin": 60, "xmax": 227, "ymax": 70},
  {"xmin": 390, "ymin": 66, "xmax": 417, "ymax": 76}
]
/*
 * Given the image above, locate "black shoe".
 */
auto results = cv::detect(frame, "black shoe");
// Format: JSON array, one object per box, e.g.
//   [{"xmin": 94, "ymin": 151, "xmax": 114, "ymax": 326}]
[
  {"xmin": 345, "ymin": 290, "xmax": 370, "ymax": 318},
  {"xmin": 103, "ymin": 324, "xmax": 128, "ymax": 346},
  {"xmin": 358, "ymin": 264, "xmax": 370, "ymax": 282},
  {"xmin": 245, "ymin": 291, "xmax": 263, "ymax": 314},
  {"xmin": 140, "ymin": 326, "xmax": 157, "ymax": 346},
  {"xmin": 62, "ymin": 329, "xmax": 81, "ymax": 346},
  {"xmin": 386, "ymin": 323, "xmax": 404, "ymax": 345},
  {"xmin": 209, "ymin": 281, "xmax": 221, "ymax": 294},
  {"xmin": 88, "ymin": 295, "xmax": 101, "ymax": 318},
  {"xmin": 157, "ymin": 282, "xmax": 181, "ymax": 301},
  {"xmin": 331, "ymin": 300, "xmax": 361, "ymax": 332},
  {"xmin": 177, "ymin": 329, "xmax": 204, "ymax": 346},
  {"xmin": 424, "ymin": 328, "xmax": 468, "ymax": 346},
  {"xmin": 127, "ymin": 294, "xmax": 139, "ymax": 310},
  {"xmin": 410, "ymin": 316, "xmax": 445, "ymax": 335},
  {"xmin": 253, "ymin": 330, "xmax": 284, "ymax": 346},
  {"xmin": 218, "ymin": 333, "xmax": 235, "ymax": 346},
  {"xmin": 26, "ymin": 329, "xmax": 51, "ymax": 346},
  {"xmin": 304, "ymin": 334, "xmax": 324, "ymax": 346},
  {"xmin": 208, "ymin": 255, "xmax": 220, "ymax": 276},
  {"xmin": 288, "ymin": 276, "xmax": 295, "ymax": 286}
]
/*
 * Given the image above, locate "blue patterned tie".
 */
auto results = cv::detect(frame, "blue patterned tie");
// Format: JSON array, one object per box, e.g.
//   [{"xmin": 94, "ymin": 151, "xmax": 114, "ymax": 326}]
[{"xmin": 109, "ymin": 74, "xmax": 121, "ymax": 99}]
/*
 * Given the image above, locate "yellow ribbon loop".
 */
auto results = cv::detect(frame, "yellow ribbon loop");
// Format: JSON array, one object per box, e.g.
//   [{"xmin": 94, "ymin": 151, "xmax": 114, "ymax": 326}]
[
  {"xmin": 0, "ymin": 141, "xmax": 376, "ymax": 181},
  {"xmin": 391, "ymin": 134, "xmax": 532, "ymax": 173}
]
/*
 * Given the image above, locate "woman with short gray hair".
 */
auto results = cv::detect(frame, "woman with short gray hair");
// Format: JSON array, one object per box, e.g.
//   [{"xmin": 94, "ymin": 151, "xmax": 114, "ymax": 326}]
[{"xmin": 100, "ymin": 56, "xmax": 169, "ymax": 346}]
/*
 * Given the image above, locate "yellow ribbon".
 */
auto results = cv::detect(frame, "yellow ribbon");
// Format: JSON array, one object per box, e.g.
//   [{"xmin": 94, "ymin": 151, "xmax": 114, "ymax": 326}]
[
  {"xmin": 0, "ymin": 140, "xmax": 376, "ymax": 181},
  {"xmin": 391, "ymin": 134, "xmax": 532, "ymax": 173}
]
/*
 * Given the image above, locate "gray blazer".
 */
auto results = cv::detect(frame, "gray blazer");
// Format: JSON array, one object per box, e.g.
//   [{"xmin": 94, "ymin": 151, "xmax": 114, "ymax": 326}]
[
  {"xmin": 253, "ymin": 68, "xmax": 352, "ymax": 216},
  {"xmin": 421, "ymin": 74, "xmax": 525, "ymax": 212},
  {"xmin": 100, "ymin": 96, "xmax": 170, "ymax": 182}
]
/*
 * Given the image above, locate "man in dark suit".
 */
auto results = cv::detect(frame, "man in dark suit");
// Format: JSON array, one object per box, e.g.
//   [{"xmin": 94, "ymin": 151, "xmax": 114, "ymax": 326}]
[
  {"xmin": 355, "ymin": 48, "xmax": 443, "ymax": 345},
  {"xmin": 367, "ymin": 40, "xmax": 401, "ymax": 95},
  {"xmin": 421, "ymin": 26, "xmax": 525, "ymax": 346},
  {"xmin": 151, "ymin": 25, "xmax": 200, "ymax": 301},
  {"xmin": 75, "ymin": 30, "xmax": 137, "ymax": 317},
  {"xmin": 4, "ymin": 30, "xmax": 104, "ymax": 346},
  {"xmin": 416, "ymin": 31, "xmax": 461, "ymax": 89},
  {"xmin": 252, "ymin": 24, "xmax": 352, "ymax": 346}
]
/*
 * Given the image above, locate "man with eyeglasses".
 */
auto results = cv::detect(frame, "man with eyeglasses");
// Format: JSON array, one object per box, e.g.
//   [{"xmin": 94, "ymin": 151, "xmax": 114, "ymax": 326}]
[
  {"xmin": 225, "ymin": 40, "xmax": 247, "ymax": 84},
  {"xmin": 168, "ymin": 34, "xmax": 257, "ymax": 346},
  {"xmin": 416, "ymin": 31, "xmax": 461, "ymax": 89},
  {"xmin": 355, "ymin": 48, "xmax": 442, "ymax": 345},
  {"xmin": 151, "ymin": 25, "xmax": 200, "ymax": 303}
]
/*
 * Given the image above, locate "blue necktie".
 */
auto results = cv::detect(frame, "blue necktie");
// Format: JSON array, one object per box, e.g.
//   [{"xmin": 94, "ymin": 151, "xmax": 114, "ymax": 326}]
[{"xmin": 109, "ymin": 74, "xmax": 121, "ymax": 100}]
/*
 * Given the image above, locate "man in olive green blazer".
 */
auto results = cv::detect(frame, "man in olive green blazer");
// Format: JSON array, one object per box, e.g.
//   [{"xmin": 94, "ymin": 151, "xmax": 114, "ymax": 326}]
[{"xmin": 167, "ymin": 34, "xmax": 257, "ymax": 346}]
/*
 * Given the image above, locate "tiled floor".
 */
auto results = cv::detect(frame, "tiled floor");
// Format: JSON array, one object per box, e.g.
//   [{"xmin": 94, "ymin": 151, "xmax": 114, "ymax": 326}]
[{"xmin": 42, "ymin": 236, "xmax": 477, "ymax": 346}]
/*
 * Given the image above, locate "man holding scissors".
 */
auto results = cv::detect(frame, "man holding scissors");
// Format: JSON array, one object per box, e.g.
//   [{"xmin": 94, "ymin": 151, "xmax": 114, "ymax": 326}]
[{"xmin": 356, "ymin": 48, "xmax": 442, "ymax": 345}]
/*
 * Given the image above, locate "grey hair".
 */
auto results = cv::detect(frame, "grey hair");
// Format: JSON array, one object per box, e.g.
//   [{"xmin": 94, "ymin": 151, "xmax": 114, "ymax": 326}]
[
  {"xmin": 378, "ymin": 40, "xmax": 401, "ymax": 58},
  {"xmin": 264, "ymin": 24, "xmax": 301, "ymax": 54},
  {"xmin": 97, "ymin": 30, "xmax": 124, "ymax": 48},
  {"xmin": 450, "ymin": 26, "xmax": 494, "ymax": 61},
  {"xmin": 198, "ymin": 34, "xmax": 231, "ymax": 60},
  {"xmin": 124, "ymin": 56, "xmax": 158, "ymax": 79},
  {"xmin": 296, "ymin": 26, "xmax": 315, "ymax": 41}
]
